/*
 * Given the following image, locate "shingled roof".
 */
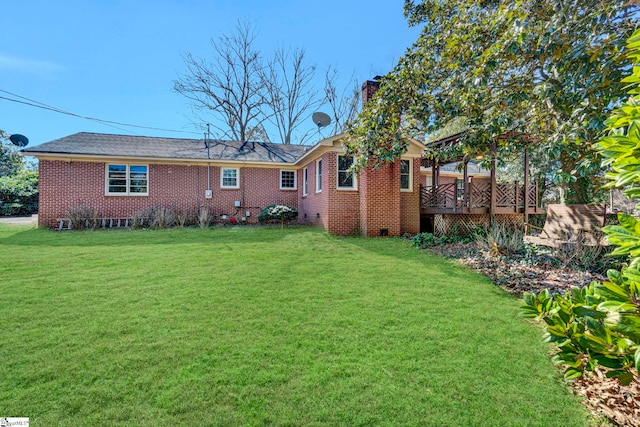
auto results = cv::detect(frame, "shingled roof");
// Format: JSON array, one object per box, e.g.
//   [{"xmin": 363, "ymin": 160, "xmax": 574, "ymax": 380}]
[{"xmin": 23, "ymin": 132, "xmax": 309, "ymax": 164}]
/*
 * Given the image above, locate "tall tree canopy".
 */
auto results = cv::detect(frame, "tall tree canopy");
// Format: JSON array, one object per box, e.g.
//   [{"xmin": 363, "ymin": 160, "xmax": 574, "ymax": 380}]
[
  {"xmin": 347, "ymin": 0, "xmax": 638, "ymax": 203},
  {"xmin": 0, "ymin": 129, "xmax": 24, "ymax": 178}
]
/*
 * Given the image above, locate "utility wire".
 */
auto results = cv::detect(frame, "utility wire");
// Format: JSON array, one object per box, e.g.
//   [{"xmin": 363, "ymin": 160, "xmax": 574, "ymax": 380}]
[{"xmin": 0, "ymin": 89, "xmax": 201, "ymax": 135}]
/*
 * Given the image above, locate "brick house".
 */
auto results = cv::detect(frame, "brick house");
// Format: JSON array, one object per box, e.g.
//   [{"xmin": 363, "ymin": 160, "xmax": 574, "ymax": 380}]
[
  {"xmin": 24, "ymin": 79, "xmax": 538, "ymax": 236},
  {"xmin": 24, "ymin": 130, "xmax": 426, "ymax": 236}
]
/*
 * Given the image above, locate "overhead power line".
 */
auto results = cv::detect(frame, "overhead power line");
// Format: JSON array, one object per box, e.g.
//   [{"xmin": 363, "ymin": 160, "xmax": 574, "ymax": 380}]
[{"xmin": 0, "ymin": 89, "xmax": 201, "ymax": 135}]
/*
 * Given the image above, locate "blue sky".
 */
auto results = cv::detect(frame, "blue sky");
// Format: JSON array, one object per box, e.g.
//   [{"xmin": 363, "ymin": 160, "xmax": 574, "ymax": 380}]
[{"xmin": 1, "ymin": 1, "xmax": 421, "ymax": 147}]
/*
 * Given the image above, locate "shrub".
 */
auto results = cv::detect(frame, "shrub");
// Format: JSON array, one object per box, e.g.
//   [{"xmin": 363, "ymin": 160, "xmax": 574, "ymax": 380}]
[
  {"xmin": 476, "ymin": 222, "xmax": 525, "ymax": 256},
  {"xmin": 524, "ymin": 29, "xmax": 640, "ymax": 385},
  {"xmin": 67, "ymin": 206, "xmax": 101, "ymax": 230},
  {"xmin": 197, "ymin": 207, "xmax": 212, "ymax": 229},
  {"xmin": 0, "ymin": 170, "xmax": 38, "ymax": 216},
  {"xmin": 258, "ymin": 205, "xmax": 298, "ymax": 228},
  {"xmin": 411, "ymin": 232, "xmax": 436, "ymax": 249},
  {"xmin": 522, "ymin": 276, "xmax": 639, "ymax": 385}
]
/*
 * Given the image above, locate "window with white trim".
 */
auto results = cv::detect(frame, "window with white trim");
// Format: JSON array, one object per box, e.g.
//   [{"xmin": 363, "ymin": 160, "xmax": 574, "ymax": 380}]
[
  {"xmin": 280, "ymin": 170, "xmax": 296, "ymax": 190},
  {"xmin": 106, "ymin": 164, "xmax": 148, "ymax": 195},
  {"xmin": 221, "ymin": 168, "xmax": 239, "ymax": 189},
  {"xmin": 303, "ymin": 167, "xmax": 308, "ymax": 196},
  {"xmin": 400, "ymin": 159, "xmax": 412, "ymax": 191},
  {"xmin": 337, "ymin": 155, "xmax": 356, "ymax": 190},
  {"xmin": 316, "ymin": 159, "xmax": 322, "ymax": 192}
]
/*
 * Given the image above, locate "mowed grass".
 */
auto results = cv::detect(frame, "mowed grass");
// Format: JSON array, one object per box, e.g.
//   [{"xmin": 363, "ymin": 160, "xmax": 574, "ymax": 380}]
[{"xmin": 0, "ymin": 225, "xmax": 589, "ymax": 426}]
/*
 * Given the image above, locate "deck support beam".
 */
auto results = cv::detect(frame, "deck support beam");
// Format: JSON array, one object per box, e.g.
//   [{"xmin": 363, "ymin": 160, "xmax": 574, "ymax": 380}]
[{"xmin": 489, "ymin": 142, "xmax": 497, "ymax": 217}]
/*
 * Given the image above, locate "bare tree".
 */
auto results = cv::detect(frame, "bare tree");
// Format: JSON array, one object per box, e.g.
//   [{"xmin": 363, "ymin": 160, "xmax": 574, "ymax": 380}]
[
  {"xmin": 323, "ymin": 67, "xmax": 361, "ymax": 135},
  {"xmin": 261, "ymin": 47, "xmax": 320, "ymax": 144},
  {"xmin": 174, "ymin": 20, "xmax": 361, "ymax": 144},
  {"xmin": 173, "ymin": 20, "xmax": 268, "ymax": 142}
]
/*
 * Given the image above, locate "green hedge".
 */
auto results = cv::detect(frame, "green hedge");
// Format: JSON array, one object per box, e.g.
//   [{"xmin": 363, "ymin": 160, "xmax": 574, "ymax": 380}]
[{"xmin": 0, "ymin": 170, "xmax": 38, "ymax": 216}]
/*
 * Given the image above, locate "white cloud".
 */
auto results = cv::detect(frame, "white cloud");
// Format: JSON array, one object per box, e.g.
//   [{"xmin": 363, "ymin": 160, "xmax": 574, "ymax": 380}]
[{"xmin": 0, "ymin": 54, "xmax": 64, "ymax": 73}]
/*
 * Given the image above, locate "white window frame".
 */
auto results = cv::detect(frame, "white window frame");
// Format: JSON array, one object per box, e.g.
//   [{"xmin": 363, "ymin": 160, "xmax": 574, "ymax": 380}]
[
  {"xmin": 337, "ymin": 155, "xmax": 357, "ymax": 190},
  {"xmin": 400, "ymin": 159, "xmax": 413, "ymax": 192},
  {"xmin": 221, "ymin": 167, "xmax": 240, "ymax": 189},
  {"xmin": 316, "ymin": 159, "xmax": 322, "ymax": 193},
  {"xmin": 105, "ymin": 163, "xmax": 148, "ymax": 196},
  {"xmin": 279, "ymin": 169, "xmax": 297, "ymax": 190},
  {"xmin": 303, "ymin": 167, "xmax": 308, "ymax": 196}
]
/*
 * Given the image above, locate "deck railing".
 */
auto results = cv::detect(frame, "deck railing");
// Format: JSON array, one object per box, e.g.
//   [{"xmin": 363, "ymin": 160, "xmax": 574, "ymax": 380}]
[{"xmin": 420, "ymin": 179, "xmax": 538, "ymax": 214}]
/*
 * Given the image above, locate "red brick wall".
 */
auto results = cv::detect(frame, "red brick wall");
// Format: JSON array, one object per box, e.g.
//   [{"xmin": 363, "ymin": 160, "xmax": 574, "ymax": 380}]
[
  {"xmin": 298, "ymin": 155, "xmax": 329, "ymax": 229},
  {"xmin": 214, "ymin": 166, "xmax": 298, "ymax": 221},
  {"xmin": 38, "ymin": 160, "xmax": 298, "ymax": 228},
  {"xmin": 359, "ymin": 161, "xmax": 401, "ymax": 237},
  {"xmin": 326, "ymin": 153, "xmax": 360, "ymax": 236},
  {"xmin": 400, "ymin": 158, "xmax": 421, "ymax": 234},
  {"xmin": 38, "ymin": 156, "xmax": 424, "ymax": 235}
]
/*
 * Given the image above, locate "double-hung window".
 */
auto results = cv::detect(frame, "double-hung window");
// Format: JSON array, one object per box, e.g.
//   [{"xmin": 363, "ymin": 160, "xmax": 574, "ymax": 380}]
[
  {"xmin": 400, "ymin": 159, "xmax": 412, "ymax": 191},
  {"xmin": 337, "ymin": 155, "xmax": 356, "ymax": 190},
  {"xmin": 316, "ymin": 159, "xmax": 322, "ymax": 192},
  {"xmin": 280, "ymin": 170, "xmax": 296, "ymax": 190},
  {"xmin": 106, "ymin": 164, "xmax": 148, "ymax": 195},
  {"xmin": 303, "ymin": 167, "xmax": 308, "ymax": 196},
  {"xmin": 221, "ymin": 168, "xmax": 239, "ymax": 189}
]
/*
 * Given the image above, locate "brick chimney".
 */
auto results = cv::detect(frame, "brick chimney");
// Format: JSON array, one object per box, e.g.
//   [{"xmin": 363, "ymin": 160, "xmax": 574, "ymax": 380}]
[{"xmin": 361, "ymin": 76, "xmax": 381, "ymax": 107}]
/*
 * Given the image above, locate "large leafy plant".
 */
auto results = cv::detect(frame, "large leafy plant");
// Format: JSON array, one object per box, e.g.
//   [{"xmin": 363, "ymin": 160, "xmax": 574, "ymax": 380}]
[{"xmin": 523, "ymin": 29, "xmax": 640, "ymax": 385}]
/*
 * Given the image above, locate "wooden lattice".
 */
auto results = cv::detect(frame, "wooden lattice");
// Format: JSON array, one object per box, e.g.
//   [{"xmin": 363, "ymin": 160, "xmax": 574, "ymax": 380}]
[
  {"xmin": 433, "ymin": 214, "xmax": 524, "ymax": 237},
  {"xmin": 441, "ymin": 214, "xmax": 490, "ymax": 237},
  {"xmin": 494, "ymin": 214, "xmax": 524, "ymax": 229},
  {"xmin": 434, "ymin": 214, "xmax": 447, "ymax": 237}
]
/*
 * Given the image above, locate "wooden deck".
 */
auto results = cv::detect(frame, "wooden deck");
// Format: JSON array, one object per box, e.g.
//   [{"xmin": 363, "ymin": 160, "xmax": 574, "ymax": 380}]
[{"xmin": 420, "ymin": 180, "xmax": 541, "ymax": 215}]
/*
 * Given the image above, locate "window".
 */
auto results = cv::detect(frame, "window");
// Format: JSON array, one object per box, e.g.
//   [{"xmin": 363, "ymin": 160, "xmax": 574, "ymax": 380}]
[
  {"xmin": 303, "ymin": 167, "xmax": 308, "ymax": 196},
  {"xmin": 400, "ymin": 159, "xmax": 412, "ymax": 191},
  {"xmin": 457, "ymin": 179, "xmax": 465, "ymax": 200},
  {"xmin": 221, "ymin": 168, "xmax": 239, "ymax": 189},
  {"xmin": 337, "ymin": 155, "xmax": 356, "ymax": 189},
  {"xmin": 106, "ymin": 164, "xmax": 148, "ymax": 195},
  {"xmin": 280, "ymin": 170, "xmax": 296, "ymax": 190},
  {"xmin": 316, "ymin": 159, "xmax": 322, "ymax": 192}
]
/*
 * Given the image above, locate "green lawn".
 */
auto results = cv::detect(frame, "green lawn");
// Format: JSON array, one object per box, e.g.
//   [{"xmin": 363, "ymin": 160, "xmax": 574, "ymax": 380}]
[{"xmin": 0, "ymin": 225, "xmax": 589, "ymax": 426}]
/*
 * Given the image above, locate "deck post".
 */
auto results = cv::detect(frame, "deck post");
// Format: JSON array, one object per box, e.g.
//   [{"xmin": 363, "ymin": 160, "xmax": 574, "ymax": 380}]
[
  {"xmin": 524, "ymin": 149, "xmax": 530, "ymax": 225},
  {"xmin": 454, "ymin": 178, "xmax": 459, "ymax": 212},
  {"xmin": 490, "ymin": 142, "xmax": 497, "ymax": 216},
  {"xmin": 468, "ymin": 176, "xmax": 474, "ymax": 209},
  {"xmin": 514, "ymin": 181, "xmax": 520, "ymax": 213},
  {"xmin": 463, "ymin": 160, "xmax": 469, "ymax": 211}
]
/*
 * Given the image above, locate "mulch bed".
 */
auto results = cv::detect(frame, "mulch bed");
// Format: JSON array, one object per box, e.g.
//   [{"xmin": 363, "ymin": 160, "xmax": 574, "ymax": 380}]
[{"xmin": 424, "ymin": 242, "xmax": 639, "ymax": 427}]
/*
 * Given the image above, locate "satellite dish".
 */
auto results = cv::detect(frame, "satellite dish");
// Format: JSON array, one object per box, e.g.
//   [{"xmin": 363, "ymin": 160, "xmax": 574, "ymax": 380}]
[
  {"xmin": 9, "ymin": 134, "xmax": 29, "ymax": 147},
  {"xmin": 312, "ymin": 112, "xmax": 331, "ymax": 128}
]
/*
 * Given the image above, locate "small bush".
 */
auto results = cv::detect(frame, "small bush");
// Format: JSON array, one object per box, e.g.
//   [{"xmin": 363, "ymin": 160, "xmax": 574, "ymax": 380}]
[
  {"xmin": 174, "ymin": 206, "xmax": 189, "ymax": 228},
  {"xmin": 67, "ymin": 206, "xmax": 101, "ymax": 230},
  {"xmin": 411, "ymin": 232, "xmax": 475, "ymax": 249},
  {"xmin": 411, "ymin": 232, "xmax": 436, "ymax": 249},
  {"xmin": 151, "ymin": 206, "xmax": 174, "ymax": 229},
  {"xmin": 476, "ymin": 222, "xmax": 525, "ymax": 256},
  {"xmin": 258, "ymin": 205, "xmax": 298, "ymax": 227},
  {"xmin": 198, "ymin": 207, "xmax": 212, "ymax": 229}
]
